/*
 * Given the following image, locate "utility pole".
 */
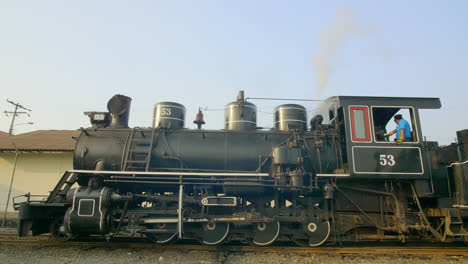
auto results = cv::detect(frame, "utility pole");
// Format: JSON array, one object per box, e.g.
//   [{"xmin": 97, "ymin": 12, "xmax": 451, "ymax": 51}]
[
  {"xmin": 4, "ymin": 100, "xmax": 32, "ymax": 135},
  {"xmin": 2, "ymin": 100, "xmax": 31, "ymax": 227}
]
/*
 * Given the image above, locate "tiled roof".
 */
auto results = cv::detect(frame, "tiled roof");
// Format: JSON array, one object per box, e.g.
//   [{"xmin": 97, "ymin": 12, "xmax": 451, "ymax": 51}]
[
  {"xmin": 0, "ymin": 131, "xmax": 8, "ymax": 137},
  {"xmin": 0, "ymin": 130, "xmax": 80, "ymax": 151}
]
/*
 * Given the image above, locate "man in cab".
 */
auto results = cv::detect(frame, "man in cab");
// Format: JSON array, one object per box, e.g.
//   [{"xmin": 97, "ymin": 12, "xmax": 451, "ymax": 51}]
[{"xmin": 384, "ymin": 114, "xmax": 412, "ymax": 144}]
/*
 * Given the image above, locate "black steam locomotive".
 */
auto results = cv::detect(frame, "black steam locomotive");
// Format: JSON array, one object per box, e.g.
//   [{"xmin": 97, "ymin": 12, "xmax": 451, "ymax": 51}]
[{"xmin": 15, "ymin": 91, "xmax": 468, "ymax": 246}]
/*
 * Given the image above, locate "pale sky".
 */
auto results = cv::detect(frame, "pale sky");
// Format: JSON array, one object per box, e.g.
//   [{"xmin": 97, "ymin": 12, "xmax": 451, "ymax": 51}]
[{"xmin": 0, "ymin": 0, "xmax": 467, "ymax": 144}]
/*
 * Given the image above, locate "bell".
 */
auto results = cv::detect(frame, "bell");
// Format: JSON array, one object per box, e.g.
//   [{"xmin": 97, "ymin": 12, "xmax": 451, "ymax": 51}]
[{"xmin": 193, "ymin": 109, "xmax": 206, "ymax": 129}]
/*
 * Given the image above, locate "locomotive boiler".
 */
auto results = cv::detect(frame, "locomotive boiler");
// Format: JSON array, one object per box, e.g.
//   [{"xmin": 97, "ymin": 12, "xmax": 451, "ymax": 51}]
[{"xmin": 15, "ymin": 91, "xmax": 468, "ymax": 246}]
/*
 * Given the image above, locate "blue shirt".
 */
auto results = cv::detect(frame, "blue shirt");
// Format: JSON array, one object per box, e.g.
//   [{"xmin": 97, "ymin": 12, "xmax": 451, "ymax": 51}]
[{"xmin": 396, "ymin": 119, "xmax": 412, "ymax": 139}]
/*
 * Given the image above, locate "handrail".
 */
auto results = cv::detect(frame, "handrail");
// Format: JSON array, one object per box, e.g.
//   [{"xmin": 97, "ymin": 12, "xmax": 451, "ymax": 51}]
[{"xmin": 68, "ymin": 169, "xmax": 269, "ymax": 177}]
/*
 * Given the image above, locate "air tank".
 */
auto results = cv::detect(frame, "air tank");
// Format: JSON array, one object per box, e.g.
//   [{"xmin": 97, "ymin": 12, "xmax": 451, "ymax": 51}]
[
  {"xmin": 153, "ymin": 102, "xmax": 186, "ymax": 129},
  {"xmin": 274, "ymin": 104, "xmax": 307, "ymax": 131}
]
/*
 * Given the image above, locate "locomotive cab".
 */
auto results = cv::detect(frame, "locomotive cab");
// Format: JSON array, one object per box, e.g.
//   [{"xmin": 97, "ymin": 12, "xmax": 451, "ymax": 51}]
[{"xmin": 318, "ymin": 96, "xmax": 441, "ymax": 180}]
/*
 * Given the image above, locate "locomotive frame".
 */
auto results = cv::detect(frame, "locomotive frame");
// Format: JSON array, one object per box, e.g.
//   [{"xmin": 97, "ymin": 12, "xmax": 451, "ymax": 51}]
[{"xmin": 14, "ymin": 92, "xmax": 468, "ymax": 246}]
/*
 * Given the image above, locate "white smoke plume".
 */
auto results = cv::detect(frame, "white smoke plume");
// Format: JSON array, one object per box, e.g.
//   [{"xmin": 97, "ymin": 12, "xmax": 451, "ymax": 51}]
[{"xmin": 312, "ymin": 8, "xmax": 377, "ymax": 96}]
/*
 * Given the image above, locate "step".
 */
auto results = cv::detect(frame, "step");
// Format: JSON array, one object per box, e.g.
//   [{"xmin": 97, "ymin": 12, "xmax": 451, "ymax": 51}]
[
  {"xmin": 126, "ymin": 166, "xmax": 147, "ymax": 170},
  {"xmin": 129, "ymin": 150, "xmax": 150, "ymax": 154},
  {"xmin": 131, "ymin": 138, "xmax": 151, "ymax": 142},
  {"xmin": 126, "ymin": 166, "xmax": 145, "ymax": 170},
  {"xmin": 127, "ymin": 160, "xmax": 147, "ymax": 164},
  {"xmin": 133, "ymin": 142, "xmax": 151, "ymax": 146}
]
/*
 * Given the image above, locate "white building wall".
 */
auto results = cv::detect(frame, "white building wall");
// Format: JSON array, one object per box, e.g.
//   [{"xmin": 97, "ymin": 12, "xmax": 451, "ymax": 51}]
[{"xmin": 0, "ymin": 152, "xmax": 73, "ymax": 211}]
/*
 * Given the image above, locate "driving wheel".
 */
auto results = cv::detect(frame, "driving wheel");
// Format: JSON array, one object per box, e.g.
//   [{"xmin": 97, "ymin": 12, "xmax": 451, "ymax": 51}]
[
  {"xmin": 253, "ymin": 221, "xmax": 280, "ymax": 246},
  {"xmin": 290, "ymin": 220, "xmax": 330, "ymax": 247},
  {"xmin": 201, "ymin": 222, "xmax": 230, "ymax": 245},
  {"xmin": 146, "ymin": 222, "xmax": 178, "ymax": 244}
]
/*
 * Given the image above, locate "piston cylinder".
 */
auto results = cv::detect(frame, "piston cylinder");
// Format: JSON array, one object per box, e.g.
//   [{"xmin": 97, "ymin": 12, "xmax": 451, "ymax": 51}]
[{"xmin": 153, "ymin": 102, "xmax": 186, "ymax": 129}]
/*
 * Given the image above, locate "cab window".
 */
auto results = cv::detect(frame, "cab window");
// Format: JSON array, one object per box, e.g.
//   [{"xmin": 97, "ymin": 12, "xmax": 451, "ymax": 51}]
[
  {"xmin": 349, "ymin": 106, "xmax": 371, "ymax": 142},
  {"xmin": 371, "ymin": 107, "xmax": 418, "ymax": 142}
]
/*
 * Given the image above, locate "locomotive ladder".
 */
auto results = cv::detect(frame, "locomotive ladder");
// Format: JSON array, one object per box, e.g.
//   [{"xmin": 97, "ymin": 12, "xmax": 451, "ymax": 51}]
[
  {"xmin": 120, "ymin": 127, "xmax": 184, "ymax": 237},
  {"xmin": 122, "ymin": 128, "xmax": 157, "ymax": 172}
]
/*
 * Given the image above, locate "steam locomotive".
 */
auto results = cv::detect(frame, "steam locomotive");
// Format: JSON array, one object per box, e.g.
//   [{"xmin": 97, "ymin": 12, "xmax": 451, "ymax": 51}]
[{"xmin": 15, "ymin": 91, "xmax": 468, "ymax": 246}]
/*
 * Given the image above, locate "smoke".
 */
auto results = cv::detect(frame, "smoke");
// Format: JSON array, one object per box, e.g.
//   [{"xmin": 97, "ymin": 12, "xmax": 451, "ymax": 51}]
[{"xmin": 312, "ymin": 8, "xmax": 377, "ymax": 96}]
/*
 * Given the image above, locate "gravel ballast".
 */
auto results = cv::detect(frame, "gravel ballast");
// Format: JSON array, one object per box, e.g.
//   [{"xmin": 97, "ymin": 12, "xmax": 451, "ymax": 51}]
[{"xmin": 0, "ymin": 245, "xmax": 465, "ymax": 264}]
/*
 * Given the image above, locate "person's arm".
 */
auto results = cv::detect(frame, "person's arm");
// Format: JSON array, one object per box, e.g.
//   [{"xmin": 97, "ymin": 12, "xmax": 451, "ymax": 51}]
[
  {"xmin": 384, "ymin": 130, "xmax": 396, "ymax": 138},
  {"xmin": 395, "ymin": 128, "xmax": 405, "ymax": 144}
]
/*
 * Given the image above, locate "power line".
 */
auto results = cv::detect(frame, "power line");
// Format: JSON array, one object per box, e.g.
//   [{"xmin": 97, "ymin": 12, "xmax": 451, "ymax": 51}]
[{"xmin": 245, "ymin": 97, "xmax": 323, "ymax": 102}]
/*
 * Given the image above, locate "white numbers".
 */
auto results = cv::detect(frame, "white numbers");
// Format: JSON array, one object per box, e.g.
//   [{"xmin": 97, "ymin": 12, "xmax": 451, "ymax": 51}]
[
  {"xmin": 161, "ymin": 108, "xmax": 172, "ymax": 116},
  {"xmin": 379, "ymin": 155, "xmax": 387, "ymax": 165},
  {"xmin": 379, "ymin": 154, "xmax": 396, "ymax": 166}
]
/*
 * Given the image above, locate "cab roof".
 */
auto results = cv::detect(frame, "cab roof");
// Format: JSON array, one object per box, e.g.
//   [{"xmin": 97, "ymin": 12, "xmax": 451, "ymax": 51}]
[{"xmin": 324, "ymin": 96, "xmax": 441, "ymax": 109}]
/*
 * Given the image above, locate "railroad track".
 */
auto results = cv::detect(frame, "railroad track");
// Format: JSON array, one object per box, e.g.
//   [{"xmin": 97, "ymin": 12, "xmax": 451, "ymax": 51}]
[
  {"xmin": 0, "ymin": 233, "xmax": 49, "ymax": 240},
  {"xmin": 0, "ymin": 234, "xmax": 466, "ymax": 257}
]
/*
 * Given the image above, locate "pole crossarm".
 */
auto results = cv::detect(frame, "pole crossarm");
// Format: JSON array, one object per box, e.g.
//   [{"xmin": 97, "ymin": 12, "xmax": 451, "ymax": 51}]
[
  {"xmin": 4, "ymin": 100, "xmax": 32, "ymax": 135},
  {"xmin": 6, "ymin": 100, "xmax": 32, "ymax": 111}
]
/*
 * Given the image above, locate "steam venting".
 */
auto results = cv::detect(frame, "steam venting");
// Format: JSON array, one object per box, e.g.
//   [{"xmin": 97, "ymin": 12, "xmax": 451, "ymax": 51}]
[{"xmin": 312, "ymin": 8, "xmax": 376, "ymax": 95}]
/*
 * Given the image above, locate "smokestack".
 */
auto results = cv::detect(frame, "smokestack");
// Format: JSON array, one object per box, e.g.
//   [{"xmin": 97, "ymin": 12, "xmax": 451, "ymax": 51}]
[{"xmin": 107, "ymin": 94, "xmax": 132, "ymax": 128}]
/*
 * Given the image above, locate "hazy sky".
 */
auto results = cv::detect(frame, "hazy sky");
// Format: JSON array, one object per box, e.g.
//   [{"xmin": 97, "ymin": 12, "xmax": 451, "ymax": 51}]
[{"xmin": 0, "ymin": 1, "xmax": 467, "ymax": 144}]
